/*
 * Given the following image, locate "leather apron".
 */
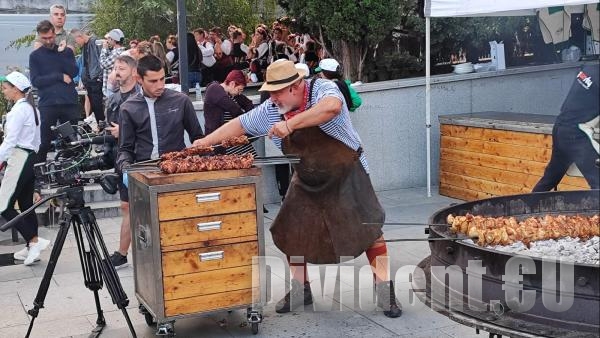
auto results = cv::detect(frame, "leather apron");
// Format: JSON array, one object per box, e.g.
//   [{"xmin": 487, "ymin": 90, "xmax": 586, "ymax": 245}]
[{"xmin": 270, "ymin": 117, "xmax": 385, "ymax": 264}]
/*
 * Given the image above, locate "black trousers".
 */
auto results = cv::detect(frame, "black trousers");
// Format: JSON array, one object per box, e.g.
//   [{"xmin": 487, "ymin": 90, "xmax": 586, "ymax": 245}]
[
  {"xmin": 1, "ymin": 150, "xmax": 38, "ymax": 243},
  {"xmin": 83, "ymin": 80, "xmax": 105, "ymax": 122},
  {"xmin": 533, "ymin": 124, "xmax": 600, "ymax": 192},
  {"xmin": 37, "ymin": 104, "xmax": 80, "ymax": 164}
]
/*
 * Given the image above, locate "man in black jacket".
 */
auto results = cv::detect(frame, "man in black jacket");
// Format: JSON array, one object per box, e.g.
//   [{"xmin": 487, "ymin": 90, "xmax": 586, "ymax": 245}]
[
  {"xmin": 533, "ymin": 64, "xmax": 600, "ymax": 191},
  {"xmin": 71, "ymin": 28, "xmax": 105, "ymax": 123},
  {"xmin": 112, "ymin": 55, "xmax": 204, "ymax": 268},
  {"xmin": 29, "ymin": 19, "xmax": 79, "ymax": 164}
]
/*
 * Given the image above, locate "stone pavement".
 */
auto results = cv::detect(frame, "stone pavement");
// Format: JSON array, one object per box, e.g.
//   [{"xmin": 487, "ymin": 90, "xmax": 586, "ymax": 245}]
[{"xmin": 0, "ymin": 187, "xmax": 488, "ymax": 338}]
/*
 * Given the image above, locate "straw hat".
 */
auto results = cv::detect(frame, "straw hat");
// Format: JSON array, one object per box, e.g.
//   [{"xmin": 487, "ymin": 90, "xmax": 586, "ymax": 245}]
[{"xmin": 259, "ymin": 60, "xmax": 307, "ymax": 92}]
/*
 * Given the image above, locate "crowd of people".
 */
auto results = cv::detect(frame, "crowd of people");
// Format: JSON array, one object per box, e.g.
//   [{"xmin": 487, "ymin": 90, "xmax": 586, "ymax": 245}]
[{"xmin": 4, "ymin": 3, "xmax": 597, "ymax": 326}]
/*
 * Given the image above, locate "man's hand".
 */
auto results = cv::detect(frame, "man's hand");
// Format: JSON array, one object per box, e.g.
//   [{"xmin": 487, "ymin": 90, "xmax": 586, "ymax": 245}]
[
  {"xmin": 33, "ymin": 192, "xmax": 42, "ymax": 203},
  {"xmin": 106, "ymin": 122, "xmax": 119, "ymax": 138},
  {"xmin": 192, "ymin": 138, "xmax": 210, "ymax": 148},
  {"xmin": 57, "ymin": 40, "xmax": 66, "ymax": 52},
  {"xmin": 63, "ymin": 74, "xmax": 72, "ymax": 84},
  {"xmin": 268, "ymin": 120, "xmax": 293, "ymax": 139}
]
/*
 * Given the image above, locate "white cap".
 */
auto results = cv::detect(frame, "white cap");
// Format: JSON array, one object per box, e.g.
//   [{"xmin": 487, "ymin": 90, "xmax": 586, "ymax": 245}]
[
  {"xmin": 316, "ymin": 58, "xmax": 340, "ymax": 72},
  {"xmin": 294, "ymin": 63, "xmax": 310, "ymax": 78},
  {"xmin": 107, "ymin": 29, "xmax": 124, "ymax": 42},
  {"xmin": 0, "ymin": 71, "xmax": 32, "ymax": 92}
]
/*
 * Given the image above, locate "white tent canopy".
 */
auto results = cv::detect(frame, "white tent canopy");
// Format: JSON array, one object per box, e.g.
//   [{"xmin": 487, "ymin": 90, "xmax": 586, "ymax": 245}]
[
  {"xmin": 424, "ymin": 0, "xmax": 597, "ymax": 17},
  {"xmin": 421, "ymin": 0, "xmax": 599, "ymax": 197}
]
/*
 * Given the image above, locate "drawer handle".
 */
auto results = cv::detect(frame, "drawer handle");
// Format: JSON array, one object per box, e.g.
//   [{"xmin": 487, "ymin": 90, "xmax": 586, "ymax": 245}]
[
  {"xmin": 196, "ymin": 192, "xmax": 221, "ymax": 203},
  {"xmin": 199, "ymin": 251, "xmax": 224, "ymax": 261},
  {"xmin": 197, "ymin": 221, "xmax": 222, "ymax": 232}
]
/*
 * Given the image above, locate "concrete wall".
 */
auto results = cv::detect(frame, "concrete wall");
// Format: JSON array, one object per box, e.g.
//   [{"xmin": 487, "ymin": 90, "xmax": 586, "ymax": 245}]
[
  {"xmin": 194, "ymin": 62, "xmax": 590, "ymax": 203},
  {"xmin": 351, "ymin": 62, "xmax": 585, "ymax": 193},
  {"xmin": 0, "ymin": 0, "xmax": 90, "ymax": 12}
]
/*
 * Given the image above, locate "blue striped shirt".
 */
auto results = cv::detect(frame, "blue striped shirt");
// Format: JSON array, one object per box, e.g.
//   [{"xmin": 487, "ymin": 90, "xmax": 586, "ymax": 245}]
[{"xmin": 239, "ymin": 78, "xmax": 369, "ymax": 172}]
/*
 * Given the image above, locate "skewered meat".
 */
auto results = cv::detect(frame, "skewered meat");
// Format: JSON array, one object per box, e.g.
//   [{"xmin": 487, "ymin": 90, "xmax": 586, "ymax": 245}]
[
  {"xmin": 159, "ymin": 136, "xmax": 249, "ymax": 161},
  {"xmin": 160, "ymin": 145, "xmax": 215, "ymax": 161},
  {"xmin": 447, "ymin": 213, "xmax": 600, "ymax": 247},
  {"xmin": 221, "ymin": 135, "xmax": 249, "ymax": 148},
  {"xmin": 159, "ymin": 153, "xmax": 254, "ymax": 174}
]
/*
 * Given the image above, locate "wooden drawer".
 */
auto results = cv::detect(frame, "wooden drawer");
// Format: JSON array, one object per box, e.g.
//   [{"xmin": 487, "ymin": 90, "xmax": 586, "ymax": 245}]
[
  {"xmin": 163, "ymin": 264, "xmax": 258, "ymax": 301},
  {"xmin": 160, "ymin": 212, "xmax": 257, "ymax": 247},
  {"xmin": 165, "ymin": 288, "xmax": 258, "ymax": 317},
  {"xmin": 162, "ymin": 241, "xmax": 258, "ymax": 277},
  {"xmin": 157, "ymin": 184, "xmax": 256, "ymax": 221}
]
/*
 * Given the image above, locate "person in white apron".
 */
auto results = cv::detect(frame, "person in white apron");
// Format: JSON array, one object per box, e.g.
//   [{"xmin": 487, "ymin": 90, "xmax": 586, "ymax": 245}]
[{"xmin": 0, "ymin": 71, "xmax": 50, "ymax": 265}]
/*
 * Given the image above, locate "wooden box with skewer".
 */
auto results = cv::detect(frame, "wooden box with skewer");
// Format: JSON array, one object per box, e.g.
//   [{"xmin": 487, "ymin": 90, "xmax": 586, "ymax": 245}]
[{"xmin": 127, "ymin": 166, "xmax": 267, "ymax": 335}]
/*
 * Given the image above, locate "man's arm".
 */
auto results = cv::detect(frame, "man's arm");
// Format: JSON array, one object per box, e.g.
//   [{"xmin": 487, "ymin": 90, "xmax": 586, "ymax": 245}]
[
  {"xmin": 270, "ymin": 96, "xmax": 342, "ymax": 139},
  {"xmin": 182, "ymin": 98, "xmax": 205, "ymax": 141},
  {"xmin": 63, "ymin": 48, "xmax": 78, "ymax": 79},
  {"xmin": 193, "ymin": 118, "xmax": 245, "ymax": 148},
  {"xmin": 29, "ymin": 53, "xmax": 64, "ymax": 88},
  {"xmin": 115, "ymin": 107, "xmax": 136, "ymax": 171}
]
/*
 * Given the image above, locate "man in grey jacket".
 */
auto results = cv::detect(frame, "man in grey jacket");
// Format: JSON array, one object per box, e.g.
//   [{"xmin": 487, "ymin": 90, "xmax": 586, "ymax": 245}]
[
  {"xmin": 112, "ymin": 54, "xmax": 204, "ymax": 268},
  {"xmin": 71, "ymin": 28, "xmax": 105, "ymax": 122}
]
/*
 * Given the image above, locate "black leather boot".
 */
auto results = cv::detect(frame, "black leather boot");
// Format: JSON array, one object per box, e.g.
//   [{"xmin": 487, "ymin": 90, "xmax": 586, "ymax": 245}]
[
  {"xmin": 376, "ymin": 280, "xmax": 402, "ymax": 318},
  {"xmin": 275, "ymin": 279, "xmax": 313, "ymax": 313}
]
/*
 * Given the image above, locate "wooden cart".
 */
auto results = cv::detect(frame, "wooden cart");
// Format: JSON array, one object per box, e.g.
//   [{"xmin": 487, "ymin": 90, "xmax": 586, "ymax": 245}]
[{"xmin": 128, "ymin": 168, "xmax": 266, "ymax": 336}]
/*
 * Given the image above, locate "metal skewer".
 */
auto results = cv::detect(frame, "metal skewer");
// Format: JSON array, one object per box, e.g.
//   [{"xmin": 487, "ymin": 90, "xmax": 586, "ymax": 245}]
[
  {"xmin": 362, "ymin": 222, "xmax": 449, "ymax": 227},
  {"xmin": 129, "ymin": 134, "xmax": 270, "ymax": 167}
]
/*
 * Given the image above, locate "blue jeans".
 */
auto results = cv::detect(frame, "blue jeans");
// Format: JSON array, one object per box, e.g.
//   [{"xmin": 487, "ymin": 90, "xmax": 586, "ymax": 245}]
[{"xmin": 188, "ymin": 71, "xmax": 202, "ymax": 89}]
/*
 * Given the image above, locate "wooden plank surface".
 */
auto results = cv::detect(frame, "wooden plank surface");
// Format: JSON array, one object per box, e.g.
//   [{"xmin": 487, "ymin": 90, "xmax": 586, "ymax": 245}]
[
  {"xmin": 131, "ymin": 167, "xmax": 261, "ymax": 186},
  {"xmin": 439, "ymin": 123, "xmax": 590, "ymax": 201},
  {"xmin": 161, "ymin": 235, "xmax": 258, "ymax": 252},
  {"xmin": 440, "ymin": 125, "xmax": 552, "ymax": 148},
  {"xmin": 441, "ymin": 135, "xmax": 552, "ymax": 162},
  {"xmin": 158, "ymin": 184, "xmax": 256, "ymax": 221},
  {"xmin": 163, "ymin": 265, "xmax": 257, "ymax": 301},
  {"xmin": 162, "ymin": 241, "xmax": 258, "ymax": 276},
  {"xmin": 440, "ymin": 160, "xmax": 589, "ymax": 190},
  {"xmin": 164, "ymin": 288, "xmax": 258, "ymax": 316},
  {"xmin": 160, "ymin": 211, "xmax": 257, "ymax": 247}
]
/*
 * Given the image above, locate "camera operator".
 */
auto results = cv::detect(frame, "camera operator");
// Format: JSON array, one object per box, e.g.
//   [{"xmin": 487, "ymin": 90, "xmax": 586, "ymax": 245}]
[
  {"xmin": 104, "ymin": 55, "xmax": 140, "ymax": 269},
  {"xmin": 0, "ymin": 72, "xmax": 50, "ymax": 266},
  {"xmin": 113, "ymin": 55, "xmax": 204, "ymax": 269}
]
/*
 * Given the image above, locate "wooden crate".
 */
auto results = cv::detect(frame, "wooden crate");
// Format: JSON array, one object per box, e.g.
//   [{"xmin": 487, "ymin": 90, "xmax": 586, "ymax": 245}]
[
  {"xmin": 128, "ymin": 168, "xmax": 265, "ymax": 320},
  {"xmin": 439, "ymin": 124, "xmax": 589, "ymax": 201}
]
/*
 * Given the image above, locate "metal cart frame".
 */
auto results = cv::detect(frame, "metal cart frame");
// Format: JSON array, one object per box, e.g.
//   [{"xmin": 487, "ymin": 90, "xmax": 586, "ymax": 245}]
[{"xmin": 128, "ymin": 170, "xmax": 267, "ymax": 336}]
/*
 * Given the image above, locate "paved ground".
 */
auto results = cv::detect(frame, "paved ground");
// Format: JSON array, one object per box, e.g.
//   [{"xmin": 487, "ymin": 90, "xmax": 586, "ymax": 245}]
[{"xmin": 0, "ymin": 187, "xmax": 488, "ymax": 338}]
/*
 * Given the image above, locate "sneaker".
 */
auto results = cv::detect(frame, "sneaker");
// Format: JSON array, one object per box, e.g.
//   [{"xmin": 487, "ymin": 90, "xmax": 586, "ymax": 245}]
[
  {"xmin": 13, "ymin": 246, "xmax": 29, "ymax": 260},
  {"xmin": 110, "ymin": 251, "xmax": 128, "ymax": 269},
  {"xmin": 24, "ymin": 238, "xmax": 51, "ymax": 266},
  {"xmin": 376, "ymin": 280, "xmax": 403, "ymax": 318},
  {"xmin": 275, "ymin": 279, "xmax": 313, "ymax": 313}
]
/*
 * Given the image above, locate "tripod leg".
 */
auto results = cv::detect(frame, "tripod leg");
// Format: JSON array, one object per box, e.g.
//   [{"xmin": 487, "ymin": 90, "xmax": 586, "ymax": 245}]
[
  {"xmin": 71, "ymin": 217, "xmax": 106, "ymax": 336},
  {"xmin": 75, "ymin": 208, "xmax": 137, "ymax": 338},
  {"xmin": 25, "ymin": 215, "xmax": 72, "ymax": 338}
]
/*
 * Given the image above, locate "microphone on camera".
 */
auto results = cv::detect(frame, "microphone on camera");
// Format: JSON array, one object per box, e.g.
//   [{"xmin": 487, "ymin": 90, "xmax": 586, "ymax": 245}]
[{"xmin": 70, "ymin": 135, "xmax": 117, "ymax": 146}]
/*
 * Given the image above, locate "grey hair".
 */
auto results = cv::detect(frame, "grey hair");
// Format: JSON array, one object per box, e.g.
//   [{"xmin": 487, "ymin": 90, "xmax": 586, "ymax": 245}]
[{"xmin": 50, "ymin": 4, "xmax": 67, "ymax": 14}]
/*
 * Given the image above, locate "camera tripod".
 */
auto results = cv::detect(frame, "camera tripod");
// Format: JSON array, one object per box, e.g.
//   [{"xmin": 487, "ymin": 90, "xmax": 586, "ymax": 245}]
[{"xmin": 0, "ymin": 185, "xmax": 137, "ymax": 337}]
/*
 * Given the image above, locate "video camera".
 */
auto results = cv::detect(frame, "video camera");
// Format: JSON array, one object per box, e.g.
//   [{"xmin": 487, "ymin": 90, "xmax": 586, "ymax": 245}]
[{"xmin": 34, "ymin": 121, "xmax": 119, "ymax": 193}]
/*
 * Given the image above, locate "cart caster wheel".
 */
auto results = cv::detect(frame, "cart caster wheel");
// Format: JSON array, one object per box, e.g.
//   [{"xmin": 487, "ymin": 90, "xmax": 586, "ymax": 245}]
[
  {"xmin": 144, "ymin": 312, "xmax": 156, "ymax": 327},
  {"xmin": 251, "ymin": 322, "xmax": 259, "ymax": 334}
]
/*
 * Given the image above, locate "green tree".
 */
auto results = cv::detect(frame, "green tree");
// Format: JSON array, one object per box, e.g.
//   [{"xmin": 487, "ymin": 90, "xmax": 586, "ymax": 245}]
[
  {"xmin": 279, "ymin": 0, "xmax": 412, "ymax": 81},
  {"xmin": 91, "ymin": 0, "xmax": 277, "ymax": 43}
]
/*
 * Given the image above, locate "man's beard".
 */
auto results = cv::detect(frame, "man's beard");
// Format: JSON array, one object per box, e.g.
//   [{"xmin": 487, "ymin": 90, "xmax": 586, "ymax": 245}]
[{"xmin": 277, "ymin": 104, "xmax": 293, "ymax": 115}]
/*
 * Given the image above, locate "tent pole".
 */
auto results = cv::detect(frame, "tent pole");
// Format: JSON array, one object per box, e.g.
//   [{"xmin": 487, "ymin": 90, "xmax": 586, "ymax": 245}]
[{"xmin": 425, "ymin": 16, "xmax": 432, "ymax": 198}]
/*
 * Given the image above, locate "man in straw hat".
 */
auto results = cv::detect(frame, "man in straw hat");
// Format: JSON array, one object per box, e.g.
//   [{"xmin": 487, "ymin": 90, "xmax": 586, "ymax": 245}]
[{"xmin": 193, "ymin": 60, "xmax": 401, "ymax": 318}]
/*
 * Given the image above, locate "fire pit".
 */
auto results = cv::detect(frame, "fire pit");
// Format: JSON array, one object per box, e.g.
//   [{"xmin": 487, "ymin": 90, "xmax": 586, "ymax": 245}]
[{"xmin": 416, "ymin": 190, "xmax": 600, "ymax": 337}]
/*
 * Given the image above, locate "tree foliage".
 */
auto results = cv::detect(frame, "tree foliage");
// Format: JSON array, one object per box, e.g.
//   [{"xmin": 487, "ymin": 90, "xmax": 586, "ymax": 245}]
[
  {"xmin": 91, "ymin": 0, "xmax": 277, "ymax": 42},
  {"xmin": 279, "ymin": 0, "xmax": 411, "ymax": 81}
]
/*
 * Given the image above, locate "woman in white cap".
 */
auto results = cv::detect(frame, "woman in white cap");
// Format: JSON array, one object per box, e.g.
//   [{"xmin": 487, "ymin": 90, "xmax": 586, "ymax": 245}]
[
  {"xmin": 0, "ymin": 71, "xmax": 50, "ymax": 265},
  {"xmin": 316, "ymin": 58, "xmax": 362, "ymax": 112}
]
